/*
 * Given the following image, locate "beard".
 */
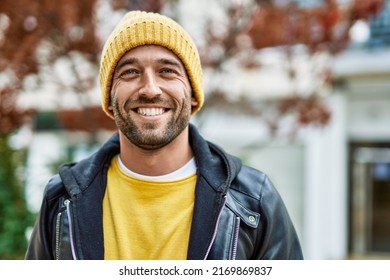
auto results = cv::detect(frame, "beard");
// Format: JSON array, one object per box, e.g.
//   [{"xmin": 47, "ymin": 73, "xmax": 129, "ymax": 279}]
[{"xmin": 111, "ymin": 94, "xmax": 192, "ymax": 150}]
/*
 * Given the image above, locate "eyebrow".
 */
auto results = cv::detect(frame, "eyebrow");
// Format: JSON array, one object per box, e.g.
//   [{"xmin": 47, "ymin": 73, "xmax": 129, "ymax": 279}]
[
  {"xmin": 115, "ymin": 57, "xmax": 138, "ymax": 72},
  {"xmin": 115, "ymin": 57, "xmax": 183, "ymax": 72},
  {"xmin": 159, "ymin": 58, "xmax": 182, "ymax": 68}
]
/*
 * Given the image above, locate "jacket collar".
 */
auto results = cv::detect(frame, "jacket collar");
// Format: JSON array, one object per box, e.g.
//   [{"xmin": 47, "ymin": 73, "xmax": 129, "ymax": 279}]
[
  {"xmin": 60, "ymin": 124, "xmax": 242, "ymax": 196},
  {"xmin": 189, "ymin": 123, "xmax": 241, "ymax": 194},
  {"xmin": 59, "ymin": 133, "xmax": 120, "ymax": 195}
]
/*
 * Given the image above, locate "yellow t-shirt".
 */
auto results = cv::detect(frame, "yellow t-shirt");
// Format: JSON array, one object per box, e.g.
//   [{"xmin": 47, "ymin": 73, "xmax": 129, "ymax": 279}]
[{"xmin": 103, "ymin": 155, "xmax": 196, "ymax": 260}]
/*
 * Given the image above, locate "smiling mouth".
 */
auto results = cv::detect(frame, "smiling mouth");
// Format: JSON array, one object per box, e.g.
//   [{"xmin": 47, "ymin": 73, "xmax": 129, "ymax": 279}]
[{"xmin": 136, "ymin": 107, "xmax": 167, "ymax": 116}]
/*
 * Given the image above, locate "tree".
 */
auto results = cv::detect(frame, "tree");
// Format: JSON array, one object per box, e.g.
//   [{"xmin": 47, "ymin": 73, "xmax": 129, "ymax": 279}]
[
  {"xmin": 0, "ymin": 0, "xmax": 170, "ymax": 259},
  {"xmin": 195, "ymin": 0, "xmax": 385, "ymax": 138}
]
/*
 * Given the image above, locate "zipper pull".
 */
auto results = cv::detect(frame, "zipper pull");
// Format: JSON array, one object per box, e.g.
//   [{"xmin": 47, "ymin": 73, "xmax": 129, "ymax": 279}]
[{"xmin": 64, "ymin": 199, "xmax": 78, "ymax": 260}]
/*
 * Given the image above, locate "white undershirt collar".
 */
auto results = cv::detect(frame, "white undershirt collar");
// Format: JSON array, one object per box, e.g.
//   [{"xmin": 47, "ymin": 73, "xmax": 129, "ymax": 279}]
[{"xmin": 117, "ymin": 155, "xmax": 197, "ymax": 182}]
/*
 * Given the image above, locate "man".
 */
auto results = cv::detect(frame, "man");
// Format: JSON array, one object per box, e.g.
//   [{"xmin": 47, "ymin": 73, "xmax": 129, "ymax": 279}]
[{"xmin": 25, "ymin": 10, "xmax": 303, "ymax": 260}]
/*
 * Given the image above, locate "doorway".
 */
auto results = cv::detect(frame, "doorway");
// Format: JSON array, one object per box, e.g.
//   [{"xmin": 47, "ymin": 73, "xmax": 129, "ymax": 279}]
[{"xmin": 349, "ymin": 142, "xmax": 390, "ymax": 258}]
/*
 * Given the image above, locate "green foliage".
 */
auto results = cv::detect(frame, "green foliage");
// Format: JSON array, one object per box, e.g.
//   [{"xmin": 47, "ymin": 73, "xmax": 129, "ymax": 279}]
[{"xmin": 0, "ymin": 134, "xmax": 34, "ymax": 259}]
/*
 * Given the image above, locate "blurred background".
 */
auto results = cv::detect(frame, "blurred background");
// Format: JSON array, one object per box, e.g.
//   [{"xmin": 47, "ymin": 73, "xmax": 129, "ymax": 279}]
[{"xmin": 1, "ymin": 0, "xmax": 390, "ymax": 260}]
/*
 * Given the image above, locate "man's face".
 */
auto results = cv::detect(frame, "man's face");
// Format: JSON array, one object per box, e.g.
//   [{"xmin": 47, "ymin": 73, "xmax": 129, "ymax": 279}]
[{"xmin": 110, "ymin": 45, "xmax": 198, "ymax": 150}]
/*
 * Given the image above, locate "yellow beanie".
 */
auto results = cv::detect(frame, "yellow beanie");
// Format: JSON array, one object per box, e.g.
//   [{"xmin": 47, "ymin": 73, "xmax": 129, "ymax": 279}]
[{"xmin": 99, "ymin": 10, "xmax": 204, "ymax": 119}]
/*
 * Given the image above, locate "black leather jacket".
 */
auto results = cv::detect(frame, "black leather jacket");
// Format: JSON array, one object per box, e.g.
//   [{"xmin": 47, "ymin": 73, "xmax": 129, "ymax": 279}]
[{"xmin": 25, "ymin": 124, "xmax": 303, "ymax": 260}]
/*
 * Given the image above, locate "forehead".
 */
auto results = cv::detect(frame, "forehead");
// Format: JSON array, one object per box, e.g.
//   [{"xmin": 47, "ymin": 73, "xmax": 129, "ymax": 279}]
[{"xmin": 118, "ymin": 45, "xmax": 184, "ymax": 66}]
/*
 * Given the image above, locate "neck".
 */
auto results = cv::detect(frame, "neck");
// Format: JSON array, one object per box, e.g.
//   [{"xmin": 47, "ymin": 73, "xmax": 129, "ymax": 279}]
[{"xmin": 118, "ymin": 127, "xmax": 193, "ymax": 176}]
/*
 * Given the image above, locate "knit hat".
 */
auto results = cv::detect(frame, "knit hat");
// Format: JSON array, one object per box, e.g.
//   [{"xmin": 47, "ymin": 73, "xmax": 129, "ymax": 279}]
[{"xmin": 99, "ymin": 10, "xmax": 204, "ymax": 119}]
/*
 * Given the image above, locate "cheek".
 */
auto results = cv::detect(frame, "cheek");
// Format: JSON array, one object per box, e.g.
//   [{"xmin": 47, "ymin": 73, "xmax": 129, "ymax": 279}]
[
  {"xmin": 111, "ymin": 81, "xmax": 132, "ymax": 106},
  {"xmin": 111, "ymin": 79, "xmax": 125, "ymax": 97},
  {"xmin": 167, "ymin": 82, "xmax": 192, "ymax": 101},
  {"xmin": 110, "ymin": 82, "xmax": 119, "ymax": 104},
  {"xmin": 110, "ymin": 91, "xmax": 126, "ymax": 114}
]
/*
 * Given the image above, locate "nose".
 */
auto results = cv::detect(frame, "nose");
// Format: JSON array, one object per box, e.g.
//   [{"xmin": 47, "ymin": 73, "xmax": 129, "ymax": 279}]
[{"xmin": 138, "ymin": 70, "xmax": 162, "ymax": 97}]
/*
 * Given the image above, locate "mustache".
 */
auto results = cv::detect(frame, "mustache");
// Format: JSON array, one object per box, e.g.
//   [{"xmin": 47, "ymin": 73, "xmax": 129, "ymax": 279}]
[
  {"xmin": 134, "ymin": 95, "xmax": 165, "ymax": 104},
  {"xmin": 124, "ymin": 96, "xmax": 169, "ymax": 111}
]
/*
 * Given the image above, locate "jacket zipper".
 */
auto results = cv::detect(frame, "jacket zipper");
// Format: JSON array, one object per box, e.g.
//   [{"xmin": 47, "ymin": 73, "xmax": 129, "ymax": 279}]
[
  {"xmin": 203, "ymin": 195, "xmax": 227, "ymax": 260},
  {"xmin": 55, "ymin": 212, "xmax": 62, "ymax": 260},
  {"xmin": 64, "ymin": 199, "xmax": 78, "ymax": 260},
  {"xmin": 231, "ymin": 216, "xmax": 240, "ymax": 260}
]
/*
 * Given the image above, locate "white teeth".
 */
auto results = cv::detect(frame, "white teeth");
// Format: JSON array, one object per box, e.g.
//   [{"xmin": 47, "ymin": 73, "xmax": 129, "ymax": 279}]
[{"xmin": 137, "ymin": 107, "xmax": 165, "ymax": 116}]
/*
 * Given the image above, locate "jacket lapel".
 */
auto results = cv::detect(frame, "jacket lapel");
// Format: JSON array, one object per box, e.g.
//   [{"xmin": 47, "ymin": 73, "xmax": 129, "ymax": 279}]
[
  {"xmin": 186, "ymin": 124, "xmax": 240, "ymax": 259},
  {"xmin": 59, "ymin": 133, "xmax": 120, "ymax": 260},
  {"xmin": 186, "ymin": 176, "xmax": 227, "ymax": 259}
]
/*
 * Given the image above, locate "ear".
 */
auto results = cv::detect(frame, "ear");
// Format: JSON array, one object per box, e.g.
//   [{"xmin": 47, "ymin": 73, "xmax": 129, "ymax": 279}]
[
  {"xmin": 191, "ymin": 96, "xmax": 198, "ymax": 107},
  {"xmin": 108, "ymin": 91, "xmax": 114, "ymax": 111}
]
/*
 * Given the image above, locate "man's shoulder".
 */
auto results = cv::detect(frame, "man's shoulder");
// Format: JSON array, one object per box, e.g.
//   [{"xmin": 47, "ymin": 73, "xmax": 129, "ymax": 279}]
[
  {"xmin": 42, "ymin": 174, "xmax": 67, "ymax": 201},
  {"xmin": 231, "ymin": 164, "xmax": 273, "ymax": 200}
]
